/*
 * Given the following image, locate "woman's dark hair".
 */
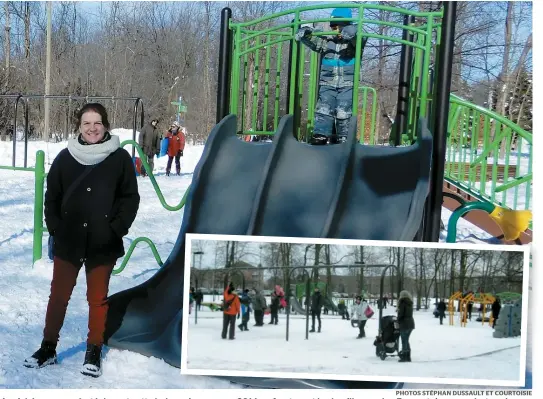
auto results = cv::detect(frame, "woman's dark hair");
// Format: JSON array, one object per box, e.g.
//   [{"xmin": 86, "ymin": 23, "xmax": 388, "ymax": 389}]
[{"xmin": 75, "ymin": 103, "xmax": 110, "ymax": 131}]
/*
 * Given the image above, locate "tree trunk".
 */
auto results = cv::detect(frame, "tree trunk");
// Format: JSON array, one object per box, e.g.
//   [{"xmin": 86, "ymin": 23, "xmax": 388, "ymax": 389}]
[
  {"xmin": 4, "ymin": 2, "xmax": 11, "ymax": 90},
  {"xmin": 312, "ymin": 244, "xmax": 322, "ymax": 281},
  {"xmin": 24, "ymin": 2, "xmax": 30, "ymax": 59},
  {"xmin": 459, "ymin": 249, "xmax": 467, "ymax": 293},
  {"xmin": 449, "ymin": 249, "xmax": 456, "ymax": 296},
  {"xmin": 203, "ymin": 1, "xmax": 212, "ymax": 134},
  {"xmin": 358, "ymin": 246, "xmax": 365, "ymax": 295},
  {"xmin": 416, "ymin": 248, "xmax": 423, "ymax": 310},
  {"xmin": 375, "ymin": 7, "xmax": 387, "ymax": 142},
  {"xmin": 243, "ymin": 52, "xmax": 255, "ymax": 134},
  {"xmin": 324, "ymin": 245, "xmax": 332, "ymax": 296},
  {"xmin": 494, "ymin": 2, "xmax": 513, "ymax": 125}
]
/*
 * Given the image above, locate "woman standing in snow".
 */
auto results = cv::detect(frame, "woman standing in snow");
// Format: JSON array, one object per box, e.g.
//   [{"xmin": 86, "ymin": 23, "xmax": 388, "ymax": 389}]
[
  {"xmin": 397, "ymin": 290, "xmax": 415, "ymax": 362},
  {"xmin": 23, "ymin": 103, "xmax": 140, "ymax": 378},
  {"xmin": 352, "ymin": 295, "xmax": 370, "ymax": 338}
]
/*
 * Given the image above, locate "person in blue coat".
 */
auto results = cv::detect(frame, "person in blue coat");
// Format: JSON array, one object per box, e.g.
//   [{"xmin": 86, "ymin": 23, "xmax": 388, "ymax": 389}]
[
  {"xmin": 238, "ymin": 289, "xmax": 252, "ymax": 331},
  {"xmin": 295, "ymin": 8, "xmax": 367, "ymax": 145}
]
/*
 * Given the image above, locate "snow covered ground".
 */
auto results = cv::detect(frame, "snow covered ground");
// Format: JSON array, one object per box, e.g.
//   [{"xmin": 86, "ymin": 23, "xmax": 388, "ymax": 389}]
[
  {"xmin": 185, "ymin": 306, "xmax": 521, "ymax": 384},
  {"xmin": 0, "ymin": 130, "xmax": 531, "ymax": 388}
]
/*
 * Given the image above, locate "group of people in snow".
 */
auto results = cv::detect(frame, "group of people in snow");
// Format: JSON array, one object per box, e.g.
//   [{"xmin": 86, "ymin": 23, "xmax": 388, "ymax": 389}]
[
  {"xmin": 221, "ymin": 284, "xmax": 287, "ymax": 340},
  {"xmin": 221, "ymin": 283, "xmax": 416, "ymax": 363},
  {"xmin": 138, "ymin": 119, "xmax": 186, "ymax": 177}
]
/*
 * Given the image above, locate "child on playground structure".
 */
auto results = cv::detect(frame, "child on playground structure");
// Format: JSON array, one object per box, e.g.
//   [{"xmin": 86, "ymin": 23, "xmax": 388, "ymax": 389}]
[{"xmin": 295, "ymin": 8, "xmax": 367, "ymax": 145}]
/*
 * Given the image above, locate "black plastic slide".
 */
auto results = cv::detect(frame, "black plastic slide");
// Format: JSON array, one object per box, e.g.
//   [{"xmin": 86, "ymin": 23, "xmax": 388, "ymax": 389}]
[{"xmin": 104, "ymin": 114, "xmax": 433, "ymax": 388}]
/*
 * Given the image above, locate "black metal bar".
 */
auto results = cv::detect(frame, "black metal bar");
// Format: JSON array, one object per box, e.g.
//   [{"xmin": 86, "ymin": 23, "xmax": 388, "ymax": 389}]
[
  {"xmin": 285, "ymin": 267, "xmax": 311, "ymax": 342},
  {"xmin": 285, "ymin": 20, "xmax": 296, "ymax": 117},
  {"xmin": 194, "ymin": 275, "xmax": 199, "ymax": 325},
  {"xmin": 305, "ymin": 277, "xmax": 310, "ymax": 340},
  {"xmin": 12, "ymin": 95, "xmax": 22, "ymax": 167},
  {"xmin": 292, "ymin": 41, "xmax": 303, "ymax": 140},
  {"xmin": 194, "ymin": 263, "xmax": 393, "ymax": 272},
  {"xmin": 379, "ymin": 264, "xmax": 400, "ymax": 333},
  {"xmin": 216, "ymin": 7, "xmax": 233, "ymax": 123},
  {"xmin": 23, "ymin": 98, "xmax": 29, "ymax": 168},
  {"xmin": 423, "ymin": 1, "xmax": 457, "ymax": 242},
  {"xmin": 66, "ymin": 96, "xmax": 72, "ymax": 140},
  {"xmin": 132, "ymin": 98, "xmax": 144, "ymax": 158},
  {"xmin": 0, "ymin": 94, "xmax": 142, "ymax": 101},
  {"xmin": 427, "ymin": 67, "xmax": 435, "ymax": 121},
  {"xmin": 286, "ymin": 274, "xmax": 290, "ymax": 342},
  {"xmin": 393, "ymin": 15, "xmax": 415, "ymax": 146}
]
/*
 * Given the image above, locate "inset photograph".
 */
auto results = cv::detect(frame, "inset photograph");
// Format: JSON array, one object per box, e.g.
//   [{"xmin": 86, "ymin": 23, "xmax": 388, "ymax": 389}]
[{"xmin": 181, "ymin": 234, "xmax": 529, "ymax": 386}]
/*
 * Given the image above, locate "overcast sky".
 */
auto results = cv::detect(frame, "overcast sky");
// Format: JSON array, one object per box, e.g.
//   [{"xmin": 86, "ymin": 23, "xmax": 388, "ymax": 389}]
[{"xmin": 187, "ymin": 238, "xmax": 525, "ymax": 280}]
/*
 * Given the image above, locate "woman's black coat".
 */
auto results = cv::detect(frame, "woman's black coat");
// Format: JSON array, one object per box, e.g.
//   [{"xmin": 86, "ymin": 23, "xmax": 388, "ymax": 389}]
[
  {"xmin": 44, "ymin": 148, "xmax": 140, "ymax": 267},
  {"xmin": 397, "ymin": 297, "xmax": 416, "ymax": 331}
]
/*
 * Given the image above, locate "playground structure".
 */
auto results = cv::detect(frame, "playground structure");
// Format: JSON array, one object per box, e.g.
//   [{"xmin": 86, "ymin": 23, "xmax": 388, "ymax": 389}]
[
  {"xmin": 217, "ymin": 3, "xmax": 532, "ymax": 244},
  {"xmin": 0, "ymin": 1, "xmax": 533, "ymax": 391},
  {"xmin": 447, "ymin": 291, "xmax": 462, "ymax": 326},
  {"xmin": 0, "ymin": 3, "xmax": 533, "ymax": 267},
  {"xmin": 459, "ymin": 292, "xmax": 495, "ymax": 327},
  {"xmin": 448, "ymin": 291, "xmax": 497, "ymax": 327}
]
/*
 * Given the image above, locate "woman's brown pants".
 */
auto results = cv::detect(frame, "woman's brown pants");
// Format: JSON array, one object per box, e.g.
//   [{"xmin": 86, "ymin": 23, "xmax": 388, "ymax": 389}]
[{"xmin": 43, "ymin": 256, "xmax": 114, "ymax": 346}]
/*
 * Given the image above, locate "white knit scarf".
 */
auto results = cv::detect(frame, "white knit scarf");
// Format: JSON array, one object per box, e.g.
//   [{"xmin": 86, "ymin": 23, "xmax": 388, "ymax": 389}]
[{"xmin": 67, "ymin": 134, "xmax": 121, "ymax": 165}]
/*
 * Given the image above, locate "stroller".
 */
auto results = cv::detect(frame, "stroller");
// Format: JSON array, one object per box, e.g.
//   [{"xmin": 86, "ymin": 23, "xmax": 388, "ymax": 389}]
[{"xmin": 373, "ymin": 315, "xmax": 400, "ymax": 360}]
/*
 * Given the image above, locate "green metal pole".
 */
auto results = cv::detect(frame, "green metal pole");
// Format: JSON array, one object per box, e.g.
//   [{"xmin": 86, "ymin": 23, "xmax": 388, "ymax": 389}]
[
  {"xmin": 370, "ymin": 87, "xmax": 377, "ymax": 144},
  {"xmin": 230, "ymin": 27, "xmax": 242, "ymax": 116},
  {"xmin": 296, "ymin": 43, "xmax": 305, "ymax": 140},
  {"xmin": 446, "ymin": 201, "xmax": 495, "ymax": 243},
  {"xmin": 251, "ymin": 45, "xmax": 260, "ymax": 133},
  {"xmin": 360, "ymin": 87, "xmax": 368, "ymax": 142},
  {"xmin": 351, "ymin": 5, "xmax": 364, "ymax": 116},
  {"xmin": 33, "ymin": 150, "xmax": 46, "ymax": 265},
  {"xmin": 240, "ymin": 40, "xmax": 248, "ymax": 134},
  {"xmin": 263, "ymin": 34, "xmax": 272, "ymax": 133},
  {"xmin": 418, "ymin": 17, "xmax": 433, "ymax": 118},
  {"xmin": 274, "ymin": 41, "xmax": 283, "ymax": 131}
]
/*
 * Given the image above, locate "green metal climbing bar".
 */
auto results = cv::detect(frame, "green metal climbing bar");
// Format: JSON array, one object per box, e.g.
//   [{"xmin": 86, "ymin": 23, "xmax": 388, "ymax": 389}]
[{"xmin": 228, "ymin": 3, "xmax": 441, "ymax": 140}]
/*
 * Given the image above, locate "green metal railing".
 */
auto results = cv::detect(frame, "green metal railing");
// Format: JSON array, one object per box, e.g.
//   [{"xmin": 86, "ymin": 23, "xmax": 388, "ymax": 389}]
[
  {"xmin": 0, "ymin": 150, "xmax": 46, "ymax": 264},
  {"xmin": 225, "ymin": 3, "xmax": 532, "ymax": 243},
  {"xmin": 229, "ymin": 3, "xmax": 441, "ymax": 140},
  {"xmin": 445, "ymin": 95, "xmax": 532, "ymax": 213},
  {"xmin": 7, "ymin": 142, "xmax": 190, "ymax": 269},
  {"xmin": 120, "ymin": 140, "xmax": 191, "ymax": 211},
  {"xmin": 112, "ymin": 236, "xmax": 163, "ymax": 275},
  {"xmin": 108, "ymin": 140, "xmax": 191, "ymax": 274}
]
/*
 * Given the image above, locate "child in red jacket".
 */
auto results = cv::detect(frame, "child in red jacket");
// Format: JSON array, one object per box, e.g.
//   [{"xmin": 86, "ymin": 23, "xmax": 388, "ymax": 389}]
[{"xmin": 165, "ymin": 121, "xmax": 186, "ymax": 176}]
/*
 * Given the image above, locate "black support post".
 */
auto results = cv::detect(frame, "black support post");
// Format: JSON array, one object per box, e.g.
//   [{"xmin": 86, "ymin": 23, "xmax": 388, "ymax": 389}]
[
  {"xmin": 423, "ymin": 2, "xmax": 457, "ymax": 242},
  {"xmin": 216, "ymin": 7, "xmax": 233, "ymax": 123},
  {"xmin": 393, "ymin": 15, "xmax": 415, "ymax": 146}
]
